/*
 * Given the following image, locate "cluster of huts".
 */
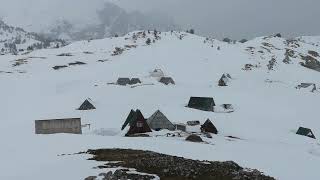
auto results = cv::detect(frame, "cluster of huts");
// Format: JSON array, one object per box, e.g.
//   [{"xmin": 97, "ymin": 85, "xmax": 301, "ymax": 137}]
[
  {"xmin": 112, "ymin": 69, "xmax": 175, "ymax": 87},
  {"xmin": 34, "ymin": 75, "xmax": 317, "ymax": 141},
  {"xmin": 116, "ymin": 78, "xmax": 142, "ymax": 86},
  {"xmin": 34, "ymin": 96, "xmax": 317, "ymax": 141},
  {"xmin": 121, "ymin": 108, "xmax": 218, "ymax": 140}
]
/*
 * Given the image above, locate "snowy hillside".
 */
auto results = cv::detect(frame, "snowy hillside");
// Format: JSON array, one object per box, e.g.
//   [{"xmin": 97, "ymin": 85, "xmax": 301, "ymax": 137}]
[
  {"xmin": 0, "ymin": 20, "xmax": 66, "ymax": 55},
  {"xmin": 0, "ymin": 31, "xmax": 319, "ymax": 180}
]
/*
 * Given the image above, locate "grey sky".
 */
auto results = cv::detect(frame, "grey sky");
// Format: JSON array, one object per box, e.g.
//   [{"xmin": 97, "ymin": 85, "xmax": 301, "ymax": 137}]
[
  {"xmin": 1, "ymin": 0, "xmax": 320, "ymax": 39},
  {"xmin": 115, "ymin": 0, "xmax": 320, "ymax": 39}
]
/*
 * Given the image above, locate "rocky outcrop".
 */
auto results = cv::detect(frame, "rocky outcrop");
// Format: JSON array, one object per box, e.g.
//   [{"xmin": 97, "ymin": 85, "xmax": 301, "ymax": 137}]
[
  {"xmin": 300, "ymin": 55, "xmax": 320, "ymax": 72},
  {"xmin": 86, "ymin": 149, "xmax": 275, "ymax": 180}
]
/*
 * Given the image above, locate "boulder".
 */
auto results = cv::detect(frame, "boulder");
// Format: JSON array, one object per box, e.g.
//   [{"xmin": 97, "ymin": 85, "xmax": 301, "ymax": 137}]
[{"xmin": 186, "ymin": 134, "xmax": 203, "ymax": 142}]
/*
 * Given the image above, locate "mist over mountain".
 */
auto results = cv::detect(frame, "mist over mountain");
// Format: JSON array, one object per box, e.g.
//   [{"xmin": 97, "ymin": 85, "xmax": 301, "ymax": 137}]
[
  {"xmin": 38, "ymin": 2, "xmax": 179, "ymax": 41},
  {"xmin": 0, "ymin": 20, "xmax": 66, "ymax": 54}
]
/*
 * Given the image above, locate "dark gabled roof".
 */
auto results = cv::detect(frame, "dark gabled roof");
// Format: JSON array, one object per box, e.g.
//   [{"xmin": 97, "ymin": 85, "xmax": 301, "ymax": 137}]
[
  {"xmin": 159, "ymin": 77, "xmax": 175, "ymax": 85},
  {"xmin": 121, "ymin": 109, "xmax": 137, "ymax": 130},
  {"xmin": 117, "ymin": 78, "xmax": 131, "ymax": 85},
  {"xmin": 126, "ymin": 109, "xmax": 152, "ymax": 135},
  {"xmin": 129, "ymin": 78, "xmax": 142, "ymax": 85},
  {"xmin": 201, "ymin": 119, "xmax": 218, "ymax": 134},
  {"xmin": 296, "ymin": 127, "xmax": 316, "ymax": 139},
  {"xmin": 77, "ymin": 99, "xmax": 96, "ymax": 110},
  {"xmin": 187, "ymin": 97, "xmax": 215, "ymax": 112},
  {"xmin": 147, "ymin": 110, "xmax": 175, "ymax": 131}
]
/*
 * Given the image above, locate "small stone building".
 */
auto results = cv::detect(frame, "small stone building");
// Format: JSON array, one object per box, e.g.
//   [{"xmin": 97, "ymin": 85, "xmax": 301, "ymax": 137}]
[
  {"xmin": 117, "ymin": 78, "xmax": 131, "ymax": 86},
  {"xmin": 35, "ymin": 118, "xmax": 82, "ymax": 134},
  {"xmin": 147, "ymin": 110, "xmax": 175, "ymax": 131},
  {"xmin": 187, "ymin": 97, "xmax": 215, "ymax": 112},
  {"xmin": 159, "ymin": 77, "xmax": 175, "ymax": 85}
]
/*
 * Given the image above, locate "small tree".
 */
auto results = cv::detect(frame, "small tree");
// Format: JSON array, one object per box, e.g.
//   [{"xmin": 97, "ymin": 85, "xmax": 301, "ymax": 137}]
[
  {"xmin": 189, "ymin": 29, "xmax": 195, "ymax": 34},
  {"xmin": 146, "ymin": 38, "xmax": 151, "ymax": 45}
]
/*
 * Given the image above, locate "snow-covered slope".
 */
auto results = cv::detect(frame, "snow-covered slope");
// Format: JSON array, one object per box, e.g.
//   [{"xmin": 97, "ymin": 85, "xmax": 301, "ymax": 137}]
[
  {"xmin": 0, "ymin": 20, "xmax": 66, "ymax": 55},
  {"xmin": 0, "ymin": 31, "xmax": 319, "ymax": 180}
]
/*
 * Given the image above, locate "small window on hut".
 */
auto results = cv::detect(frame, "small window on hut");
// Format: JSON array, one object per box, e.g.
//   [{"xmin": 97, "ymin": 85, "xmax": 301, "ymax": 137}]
[{"xmin": 136, "ymin": 122, "xmax": 143, "ymax": 128}]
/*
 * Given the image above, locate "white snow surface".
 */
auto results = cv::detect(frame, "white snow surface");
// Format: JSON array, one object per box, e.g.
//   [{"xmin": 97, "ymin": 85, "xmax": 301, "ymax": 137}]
[{"xmin": 0, "ymin": 31, "xmax": 320, "ymax": 180}]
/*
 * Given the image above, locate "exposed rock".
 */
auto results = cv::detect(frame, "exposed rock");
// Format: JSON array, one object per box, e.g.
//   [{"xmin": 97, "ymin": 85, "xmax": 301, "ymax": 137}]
[
  {"xmin": 12, "ymin": 58, "xmax": 28, "ymax": 67},
  {"xmin": 86, "ymin": 149, "xmax": 275, "ymax": 180},
  {"xmin": 267, "ymin": 57, "xmax": 277, "ymax": 70},
  {"xmin": 300, "ymin": 55, "xmax": 320, "ymax": 72},
  {"xmin": 283, "ymin": 49, "xmax": 294, "ymax": 64},
  {"xmin": 112, "ymin": 47, "xmax": 125, "ymax": 56},
  {"xmin": 68, "ymin": 61, "xmax": 86, "ymax": 66},
  {"xmin": 308, "ymin": 50, "xmax": 319, "ymax": 57},
  {"xmin": 242, "ymin": 63, "xmax": 260, "ymax": 71},
  {"xmin": 84, "ymin": 176, "xmax": 97, "ymax": 180},
  {"xmin": 57, "ymin": 53, "xmax": 73, "ymax": 56},
  {"xmin": 52, "ymin": 65, "xmax": 68, "ymax": 70},
  {"xmin": 274, "ymin": 33, "xmax": 282, "ymax": 38},
  {"xmin": 186, "ymin": 134, "xmax": 203, "ymax": 142}
]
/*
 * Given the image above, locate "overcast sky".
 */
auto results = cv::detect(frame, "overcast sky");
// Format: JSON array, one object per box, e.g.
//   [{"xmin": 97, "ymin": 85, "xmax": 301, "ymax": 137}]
[{"xmin": 1, "ymin": 0, "xmax": 320, "ymax": 39}]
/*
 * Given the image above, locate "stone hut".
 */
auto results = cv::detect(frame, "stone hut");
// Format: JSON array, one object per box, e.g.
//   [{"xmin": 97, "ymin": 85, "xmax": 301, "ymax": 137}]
[
  {"xmin": 35, "ymin": 118, "xmax": 82, "ymax": 134},
  {"xmin": 147, "ymin": 110, "xmax": 175, "ymax": 131},
  {"xmin": 159, "ymin": 77, "xmax": 175, "ymax": 85},
  {"xmin": 187, "ymin": 97, "xmax": 215, "ymax": 112},
  {"xmin": 117, "ymin": 78, "xmax": 131, "ymax": 86}
]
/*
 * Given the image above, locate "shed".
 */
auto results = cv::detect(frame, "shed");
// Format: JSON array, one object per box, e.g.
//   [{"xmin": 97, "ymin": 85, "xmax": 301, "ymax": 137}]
[
  {"xmin": 129, "ymin": 78, "xmax": 142, "ymax": 85},
  {"xmin": 117, "ymin": 78, "xmax": 131, "ymax": 86},
  {"xmin": 187, "ymin": 97, "xmax": 215, "ymax": 112},
  {"xmin": 174, "ymin": 123, "xmax": 186, "ymax": 132},
  {"xmin": 218, "ymin": 73, "xmax": 232, "ymax": 86},
  {"xmin": 187, "ymin": 121, "xmax": 200, "ymax": 126},
  {"xmin": 296, "ymin": 127, "xmax": 316, "ymax": 139},
  {"xmin": 147, "ymin": 110, "xmax": 175, "ymax": 131},
  {"xmin": 35, "ymin": 118, "xmax": 82, "ymax": 134},
  {"xmin": 124, "ymin": 109, "xmax": 152, "ymax": 136},
  {"xmin": 77, "ymin": 99, "xmax": 96, "ymax": 110},
  {"xmin": 159, "ymin": 77, "xmax": 175, "ymax": 85},
  {"xmin": 201, "ymin": 119, "xmax": 218, "ymax": 134}
]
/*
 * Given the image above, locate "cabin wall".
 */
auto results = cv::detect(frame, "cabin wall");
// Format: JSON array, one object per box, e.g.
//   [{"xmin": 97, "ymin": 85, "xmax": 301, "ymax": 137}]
[{"xmin": 35, "ymin": 118, "xmax": 82, "ymax": 134}]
